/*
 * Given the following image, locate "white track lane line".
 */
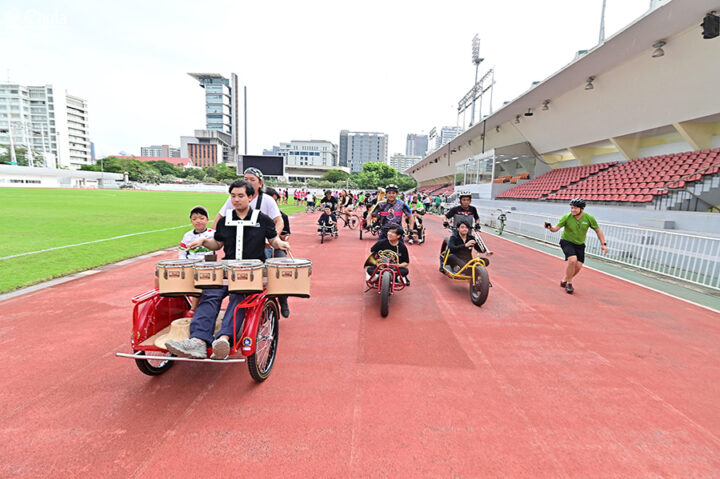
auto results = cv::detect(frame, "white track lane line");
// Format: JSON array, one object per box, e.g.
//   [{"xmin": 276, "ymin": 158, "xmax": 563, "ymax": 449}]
[
  {"xmin": 1, "ymin": 224, "xmax": 188, "ymax": 261},
  {"xmin": 491, "ymin": 232, "xmax": 720, "ymax": 314}
]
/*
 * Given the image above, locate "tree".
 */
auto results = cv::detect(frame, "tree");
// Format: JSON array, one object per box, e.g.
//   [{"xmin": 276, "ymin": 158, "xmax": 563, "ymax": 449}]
[
  {"xmin": 0, "ymin": 145, "xmax": 29, "ymax": 166},
  {"xmin": 148, "ymin": 160, "xmax": 179, "ymax": 176},
  {"xmin": 185, "ymin": 168, "xmax": 206, "ymax": 180},
  {"xmin": 397, "ymin": 174, "xmax": 417, "ymax": 191},
  {"xmin": 323, "ymin": 169, "xmax": 349, "ymax": 183}
]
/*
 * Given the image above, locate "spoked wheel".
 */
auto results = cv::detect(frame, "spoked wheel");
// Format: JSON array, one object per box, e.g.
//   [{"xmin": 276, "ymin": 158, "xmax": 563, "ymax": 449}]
[
  {"xmin": 470, "ymin": 265, "xmax": 490, "ymax": 307},
  {"xmin": 359, "ymin": 226, "xmax": 363, "ymax": 239},
  {"xmin": 247, "ymin": 299, "xmax": 280, "ymax": 382},
  {"xmin": 321, "ymin": 229, "xmax": 325, "ymax": 244},
  {"xmin": 348, "ymin": 215, "xmax": 359, "ymax": 230},
  {"xmin": 380, "ymin": 270, "xmax": 392, "ymax": 317},
  {"xmin": 134, "ymin": 350, "xmax": 174, "ymax": 376}
]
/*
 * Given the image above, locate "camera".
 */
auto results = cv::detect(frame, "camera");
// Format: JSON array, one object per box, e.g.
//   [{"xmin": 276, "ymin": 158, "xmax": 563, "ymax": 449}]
[{"xmin": 544, "ymin": 222, "xmax": 551, "ymax": 229}]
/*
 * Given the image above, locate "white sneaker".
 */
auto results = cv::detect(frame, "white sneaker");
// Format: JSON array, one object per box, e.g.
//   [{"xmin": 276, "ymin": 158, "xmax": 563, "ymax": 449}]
[{"xmin": 165, "ymin": 337, "xmax": 207, "ymax": 359}]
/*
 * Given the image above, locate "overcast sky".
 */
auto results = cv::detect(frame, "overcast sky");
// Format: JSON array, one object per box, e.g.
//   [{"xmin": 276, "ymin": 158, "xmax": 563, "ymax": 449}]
[{"xmin": 2, "ymin": 0, "xmax": 654, "ymax": 158}]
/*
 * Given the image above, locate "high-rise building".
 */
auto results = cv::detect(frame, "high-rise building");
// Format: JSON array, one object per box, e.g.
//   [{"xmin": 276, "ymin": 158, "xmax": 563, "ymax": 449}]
[
  {"xmin": 428, "ymin": 126, "xmax": 463, "ymax": 152},
  {"xmin": 339, "ymin": 130, "xmax": 388, "ymax": 173},
  {"xmin": 388, "ymin": 153, "xmax": 422, "ymax": 172},
  {"xmin": 140, "ymin": 144, "xmax": 180, "ymax": 158},
  {"xmin": 0, "ymin": 83, "xmax": 91, "ymax": 169},
  {"xmin": 188, "ymin": 73, "xmax": 239, "ymax": 163},
  {"xmin": 180, "ymin": 130, "xmax": 233, "ymax": 168},
  {"xmin": 276, "ymin": 140, "xmax": 337, "ymax": 167},
  {"xmin": 405, "ymin": 133, "xmax": 428, "ymax": 157}
]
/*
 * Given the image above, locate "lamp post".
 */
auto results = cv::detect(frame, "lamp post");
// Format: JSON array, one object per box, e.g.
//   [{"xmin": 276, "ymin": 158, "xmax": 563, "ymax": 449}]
[{"xmin": 470, "ymin": 35, "xmax": 484, "ymax": 126}]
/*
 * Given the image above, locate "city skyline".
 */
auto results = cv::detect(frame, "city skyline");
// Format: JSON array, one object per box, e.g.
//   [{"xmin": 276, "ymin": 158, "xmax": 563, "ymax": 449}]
[{"xmin": 1, "ymin": 0, "xmax": 652, "ymax": 159}]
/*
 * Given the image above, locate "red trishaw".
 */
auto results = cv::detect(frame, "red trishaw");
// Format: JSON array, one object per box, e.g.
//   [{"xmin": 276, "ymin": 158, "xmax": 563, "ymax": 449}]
[
  {"xmin": 364, "ymin": 250, "xmax": 408, "ymax": 317},
  {"xmin": 116, "ymin": 288, "xmax": 280, "ymax": 381}
]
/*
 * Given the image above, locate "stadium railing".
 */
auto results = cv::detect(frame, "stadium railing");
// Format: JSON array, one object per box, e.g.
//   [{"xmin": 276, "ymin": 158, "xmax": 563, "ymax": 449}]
[{"xmin": 476, "ymin": 207, "xmax": 720, "ymax": 291}]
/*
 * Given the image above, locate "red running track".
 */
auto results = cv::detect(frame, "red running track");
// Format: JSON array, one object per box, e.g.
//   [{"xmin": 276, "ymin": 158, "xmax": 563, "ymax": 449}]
[{"xmin": 1, "ymin": 212, "xmax": 719, "ymax": 477}]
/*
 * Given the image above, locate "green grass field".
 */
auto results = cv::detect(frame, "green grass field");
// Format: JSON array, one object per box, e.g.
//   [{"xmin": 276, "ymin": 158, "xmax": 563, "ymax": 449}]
[{"xmin": 0, "ymin": 188, "xmax": 304, "ymax": 293}]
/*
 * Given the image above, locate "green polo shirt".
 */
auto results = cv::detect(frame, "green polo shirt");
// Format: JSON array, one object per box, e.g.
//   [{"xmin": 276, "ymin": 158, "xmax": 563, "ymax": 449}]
[{"xmin": 557, "ymin": 212, "xmax": 599, "ymax": 245}]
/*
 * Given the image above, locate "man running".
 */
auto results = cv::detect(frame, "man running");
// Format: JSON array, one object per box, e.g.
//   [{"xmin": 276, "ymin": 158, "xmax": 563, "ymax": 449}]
[{"xmin": 545, "ymin": 198, "xmax": 608, "ymax": 294}]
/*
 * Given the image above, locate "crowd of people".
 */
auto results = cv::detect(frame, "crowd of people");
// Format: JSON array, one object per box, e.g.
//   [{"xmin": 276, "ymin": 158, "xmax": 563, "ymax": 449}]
[{"xmin": 166, "ymin": 167, "xmax": 607, "ymax": 359}]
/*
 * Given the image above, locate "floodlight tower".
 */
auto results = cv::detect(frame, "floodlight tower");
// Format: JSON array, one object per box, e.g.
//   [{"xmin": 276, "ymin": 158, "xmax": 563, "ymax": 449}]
[
  {"xmin": 599, "ymin": 0, "xmax": 607, "ymax": 43},
  {"xmin": 469, "ymin": 35, "xmax": 484, "ymax": 126}
]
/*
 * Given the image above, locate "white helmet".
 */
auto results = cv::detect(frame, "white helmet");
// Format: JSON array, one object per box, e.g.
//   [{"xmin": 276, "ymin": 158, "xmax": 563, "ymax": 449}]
[{"xmin": 457, "ymin": 190, "xmax": 472, "ymax": 198}]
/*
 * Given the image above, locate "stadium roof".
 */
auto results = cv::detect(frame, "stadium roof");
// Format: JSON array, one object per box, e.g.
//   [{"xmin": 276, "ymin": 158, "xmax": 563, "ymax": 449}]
[{"xmin": 453, "ymin": 0, "xmax": 720, "ymax": 146}]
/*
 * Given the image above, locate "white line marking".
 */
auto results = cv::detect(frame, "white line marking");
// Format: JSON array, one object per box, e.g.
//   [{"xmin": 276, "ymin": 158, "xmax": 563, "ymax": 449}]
[
  {"xmin": 0, "ymin": 224, "xmax": 188, "ymax": 261},
  {"xmin": 492, "ymin": 233, "xmax": 720, "ymax": 314}
]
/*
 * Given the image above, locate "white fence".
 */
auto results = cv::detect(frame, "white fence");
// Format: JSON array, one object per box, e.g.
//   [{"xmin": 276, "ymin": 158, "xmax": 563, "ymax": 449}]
[{"xmin": 476, "ymin": 207, "xmax": 720, "ymax": 291}]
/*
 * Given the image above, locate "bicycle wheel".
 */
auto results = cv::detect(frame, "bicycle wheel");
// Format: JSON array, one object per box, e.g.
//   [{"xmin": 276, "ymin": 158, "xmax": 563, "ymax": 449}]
[
  {"xmin": 470, "ymin": 265, "xmax": 490, "ymax": 307},
  {"xmin": 348, "ymin": 215, "xmax": 359, "ymax": 230},
  {"xmin": 380, "ymin": 270, "xmax": 392, "ymax": 317},
  {"xmin": 321, "ymin": 229, "xmax": 325, "ymax": 244},
  {"xmin": 134, "ymin": 351, "xmax": 174, "ymax": 376},
  {"xmin": 247, "ymin": 299, "xmax": 280, "ymax": 382}
]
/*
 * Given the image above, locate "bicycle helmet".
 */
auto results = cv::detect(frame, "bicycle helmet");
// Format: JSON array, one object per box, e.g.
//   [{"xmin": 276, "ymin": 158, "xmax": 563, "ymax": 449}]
[
  {"xmin": 385, "ymin": 184, "xmax": 399, "ymax": 192},
  {"xmin": 457, "ymin": 190, "xmax": 472, "ymax": 198},
  {"xmin": 569, "ymin": 198, "xmax": 586, "ymax": 208}
]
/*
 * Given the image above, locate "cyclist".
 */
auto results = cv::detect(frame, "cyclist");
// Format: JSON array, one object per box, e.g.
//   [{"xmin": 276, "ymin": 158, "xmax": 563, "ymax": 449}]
[
  {"xmin": 444, "ymin": 190, "xmax": 479, "ymax": 229},
  {"xmin": 545, "ymin": 198, "xmax": 608, "ymax": 294},
  {"xmin": 317, "ymin": 203, "xmax": 337, "ymax": 234},
  {"xmin": 372, "ymin": 184, "xmax": 414, "ymax": 242},
  {"xmin": 406, "ymin": 196, "xmax": 426, "ymax": 244},
  {"xmin": 366, "ymin": 224, "xmax": 410, "ymax": 285},
  {"xmin": 322, "ymin": 190, "xmax": 338, "ymax": 211},
  {"xmin": 445, "ymin": 219, "xmax": 491, "ymax": 273}
]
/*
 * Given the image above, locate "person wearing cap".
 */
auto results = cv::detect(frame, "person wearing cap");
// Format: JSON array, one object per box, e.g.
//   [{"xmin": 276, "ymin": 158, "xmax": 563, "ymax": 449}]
[
  {"xmin": 371, "ymin": 184, "xmax": 414, "ymax": 242},
  {"xmin": 444, "ymin": 191, "xmax": 479, "ymax": 229},
  {"xmin": 213, "ymin": 168, "xmax": 288, "ymax": 316},
  {"xmin": 322, "ymin": 190, "xmax": 338, "ymax": 211},
  {"xmin": 213, "ymin": 167, "xmax": 283, "ymax": 238},
  {"xmin": 165, "ymin": 179, "xmax": 291, "ymax": 360},
  {"xmin": 545, "ymin": 198, "xmax": 608, "ymax": 294}
]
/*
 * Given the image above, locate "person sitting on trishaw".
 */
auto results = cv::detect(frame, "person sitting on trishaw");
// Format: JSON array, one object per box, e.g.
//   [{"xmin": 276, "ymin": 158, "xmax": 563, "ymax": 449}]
[
  {"xmin": 445, "ymin": 219, "xmax": 491, "ymax": 274},
  {"xmin": 365, "ymin": 223, "xmax": 410, "ymax": 285},
  {"xmin": 371, "ymin": 184, "xmax": 414, "ymax": 242},
  {"xmin": 406, "ymin": 196, "xmax": 426, "ymax": 244},
  {"xmin": 317, "ymin": 203, "xmax": 337, "ymax": 234}
]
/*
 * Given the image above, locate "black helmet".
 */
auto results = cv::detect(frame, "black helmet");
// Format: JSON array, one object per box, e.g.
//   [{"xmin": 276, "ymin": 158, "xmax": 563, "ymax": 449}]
[
  {"xmin": 385, "ymin": 184, "xmax": 399, "ymax": 192},
  {"xmin": 569, "ymin": 198, "xmax": 586, "ymax": 208}
]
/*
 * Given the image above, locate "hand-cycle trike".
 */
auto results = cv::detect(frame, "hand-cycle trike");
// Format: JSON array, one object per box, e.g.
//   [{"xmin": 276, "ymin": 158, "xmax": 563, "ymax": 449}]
[
  {"xmin": 364, "ymin": 250, "xmax": 408, "ymax": 317},
  {"xmin": 438, "ymin": 224, "xmax": 492, "ymax": 307}
]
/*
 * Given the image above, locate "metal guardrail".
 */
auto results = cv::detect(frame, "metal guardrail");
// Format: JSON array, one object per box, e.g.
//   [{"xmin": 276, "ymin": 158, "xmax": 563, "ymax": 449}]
[{"xmin": 477, "ymin": 207, "xmax": 720, "ymax": 291}]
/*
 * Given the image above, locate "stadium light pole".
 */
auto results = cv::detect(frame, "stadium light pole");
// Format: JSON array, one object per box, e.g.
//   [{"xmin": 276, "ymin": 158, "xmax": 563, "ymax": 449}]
[
  {"xmin": 599, "ymin": 0, "xmax": 607, "ymax": 43},
  {"xmin": 470, "ymin": 35, "xmax": 484, "ymax": 127}
]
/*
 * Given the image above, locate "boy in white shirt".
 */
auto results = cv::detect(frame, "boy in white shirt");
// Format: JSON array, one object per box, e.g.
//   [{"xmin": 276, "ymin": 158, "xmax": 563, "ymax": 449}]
[{"xmin": 178, "ymin": 206, "xmax": 215, "ymax": 316}]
